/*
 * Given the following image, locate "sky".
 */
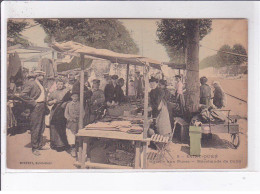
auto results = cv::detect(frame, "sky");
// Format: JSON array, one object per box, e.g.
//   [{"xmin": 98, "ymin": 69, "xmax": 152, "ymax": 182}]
[{"xmin": 20, "ymin": 19, "xmax": 248, "ymax": 63}]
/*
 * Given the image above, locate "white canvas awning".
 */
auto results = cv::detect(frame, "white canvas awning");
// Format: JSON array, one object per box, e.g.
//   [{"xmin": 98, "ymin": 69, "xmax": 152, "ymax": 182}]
[{"xmin": 51, "ymin": 41, "xmax": 162, "ymax": 69}]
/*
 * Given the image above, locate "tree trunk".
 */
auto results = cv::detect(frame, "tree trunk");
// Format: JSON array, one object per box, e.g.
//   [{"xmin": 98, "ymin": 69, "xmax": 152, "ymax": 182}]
[{"xmin": 185, "ymin": 19, "xmax": 200, "ymax": 117}]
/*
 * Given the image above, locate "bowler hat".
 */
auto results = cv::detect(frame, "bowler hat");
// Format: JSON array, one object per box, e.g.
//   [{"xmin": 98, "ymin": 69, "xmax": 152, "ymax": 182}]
[
  {"xmin": 149, "ymin": 76, "xmax": 158, "ymax": 83},
  {"xmin": 111, "ymin": 75, "xmax": 119, "ymax": 80},
  {"xmin": 159, "ymin": 79, "xmax": 167, "ymax": 86},
  {"xmin": 92, "ymin": 79, "xmax": 100, "ymax": 84}
]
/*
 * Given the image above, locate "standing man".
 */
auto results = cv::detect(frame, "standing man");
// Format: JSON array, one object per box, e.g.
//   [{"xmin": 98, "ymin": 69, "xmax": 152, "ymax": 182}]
[
  {"xmin": 90, "ymin": 79, "xmax": 105, "ymax": 123},
  {"xmin": 115, "ymin": 78, "xmax": 126, "ymax": 104},
  {"xmin": 65, "ymin": 71, "xmax": 77, "ymax": 91},
  {"xmin": 175, "ymin": 75, "xmax": 185, "ymax": 115},
  {"xmin": 149, "ymin": 77, "xmax": 163, "ymax": 120},
  {"xmin": 134, "ymin": 71, "xmax": 144, "ymax": 99},
  {"xmin": 100, "ymin": 73, "xmax": 111, "ymax": 91},
  {"xmin": 72, "ymin": 71, "xmax": 93, "ymax": 126},
  {"xmin": 20, "ymin": 71, "xmax": 49, "ymax": 156},
  {"xmin": 104, "ymin": 75, "xmax": 118, "ymax": 106},
  {"xmin": 200, "ymin": 76, "xmax": 211, "ymax": 107}
]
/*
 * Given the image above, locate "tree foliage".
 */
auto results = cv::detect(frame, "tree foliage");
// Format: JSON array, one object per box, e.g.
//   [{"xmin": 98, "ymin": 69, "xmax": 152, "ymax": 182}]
[
  {"xmin": 231, "ymin": 44, "xmax": 248, "ymax": 65},
  {"xmin": 34, "ymin": 19, "xmax": 139, "ymax": 54},
  {"xmin": 157, "ymin": 19, "xmax": 212, "ymax": 62},
  {"xmin": 200, "ymin": 44, "xmax": 248, "ymax": 69},
  {"xmin": 7, "ymin": 20, "xmax": 30, "ymax": 46}
]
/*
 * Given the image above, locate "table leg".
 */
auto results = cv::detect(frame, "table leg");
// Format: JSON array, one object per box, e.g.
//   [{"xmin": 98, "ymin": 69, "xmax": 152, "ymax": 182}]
[
  {"xmin": 86, "ymin": 137, "xmax": 91, "ymax": 162},
  {"xmin": 78, "ymin": 137, "xmax": 83, "ymax": 163},
  {"xmin": 141, "ymin": 142, "xmax": 147, "ymax": 169},
  {"xmin": 81, "ymin": 138, "xmax": 87, "ymax": 169},
  {"xmin": 135, "ymin": 141, "xmax": 141, "ymax": 169}
]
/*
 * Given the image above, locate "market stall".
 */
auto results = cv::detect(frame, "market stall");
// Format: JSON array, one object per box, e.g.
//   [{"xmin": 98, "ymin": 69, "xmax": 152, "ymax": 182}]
[{"xmin": 52, "ymin": 41, "xmax": 163, "ymax": 169}]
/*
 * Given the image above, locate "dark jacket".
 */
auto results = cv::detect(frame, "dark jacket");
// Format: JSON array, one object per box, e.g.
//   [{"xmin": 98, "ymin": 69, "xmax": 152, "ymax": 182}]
[
  {"xmin": 20, "ymin": 80, "xmax": 42, "ymax": 108},
  {"xmin": 149, "ymin": 87, "xmax": 163, "ymax": 118},
  {"xmin": 114, "ymin": 85, "xmax": 125, "ymax": 104},
  {"xmin": 213, "ymin": 86, "xmax": 224, "ymax": 108},
  {"xmin": 200, "ymin": 84, "xmax": 211, "ymax": 106},
  {"xmin": 104, "ymin": 83, "xmax": 116, "ymax": 103},
  {"xmin": 72, "ymin": 81, "xmax": 93, "ymax": 108}
]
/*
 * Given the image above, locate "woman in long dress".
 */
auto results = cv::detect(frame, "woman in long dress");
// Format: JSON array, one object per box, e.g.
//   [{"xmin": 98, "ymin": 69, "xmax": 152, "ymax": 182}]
[
  {"xmin": 47, "ymin": 78, "xmax": 70, "ymax": 152},
  {"xmin": 212, "ymin": 81, "xmax": 226, "ymax": 109}
]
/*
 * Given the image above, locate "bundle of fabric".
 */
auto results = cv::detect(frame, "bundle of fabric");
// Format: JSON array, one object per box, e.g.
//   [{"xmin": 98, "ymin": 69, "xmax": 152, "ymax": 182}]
[
  {"xmin": 111, "ymin": 120, "xmax": 132, "ymax": 128},
  {"xmin": 199, "ymin": 107, "xmax": 226, "ymax": 124}
]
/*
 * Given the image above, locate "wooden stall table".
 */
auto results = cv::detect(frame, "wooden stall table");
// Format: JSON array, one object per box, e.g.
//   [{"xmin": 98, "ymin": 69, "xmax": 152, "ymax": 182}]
[{"xmin": 75, "ymin": 128, "xmax": 149, "ymax": 169}]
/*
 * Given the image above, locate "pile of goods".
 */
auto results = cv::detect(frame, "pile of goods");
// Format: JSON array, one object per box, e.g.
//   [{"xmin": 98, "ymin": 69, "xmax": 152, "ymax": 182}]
[{"xmin": 85, "ymin": 120, "xmax": 143, "ymax": 134}]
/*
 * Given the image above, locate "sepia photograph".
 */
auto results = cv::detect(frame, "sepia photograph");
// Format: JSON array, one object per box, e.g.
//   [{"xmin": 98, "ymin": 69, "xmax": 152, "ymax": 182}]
[{"xmin": 5, "ymin": 18, "xmax": 248, "ymax": 170}]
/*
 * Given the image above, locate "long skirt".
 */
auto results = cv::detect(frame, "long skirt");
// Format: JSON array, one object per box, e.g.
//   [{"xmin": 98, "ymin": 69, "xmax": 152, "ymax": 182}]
[
  {"xmin": 156, "ymin": 100, "xmax": 172, "ymax": 136},
  {"xmin": 49, "ymin": 104, "xmax": 69, "ymax": 151}
]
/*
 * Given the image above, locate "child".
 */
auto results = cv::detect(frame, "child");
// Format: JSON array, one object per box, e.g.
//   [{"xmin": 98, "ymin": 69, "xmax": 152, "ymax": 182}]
[{"xmin": 64, "ymin": 92, "xmax": 83, "ymax": 157}]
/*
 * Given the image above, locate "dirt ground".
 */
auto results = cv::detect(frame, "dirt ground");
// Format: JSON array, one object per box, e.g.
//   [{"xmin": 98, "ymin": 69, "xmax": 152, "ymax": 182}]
[{"xmin": 6, "ymin": 77, "xmax": 248, "ymax": 170}]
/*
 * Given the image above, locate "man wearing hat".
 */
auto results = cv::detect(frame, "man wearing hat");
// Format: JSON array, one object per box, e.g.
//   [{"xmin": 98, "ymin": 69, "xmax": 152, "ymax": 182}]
[
  {"xmin": 200, "ymin": 76, "xmax": 211, "ymax": 107},
  {"xmin": 104, "ymin": 74, "xmax": 118, "ymax": 106},
  {"xmin": 175, "ymin": 75, "xmax": 185, "ymax": 115},
  {"xmin": 65, "ymin": 71, "xmax": 77, "ymax": 91},
  {"xmin": 100, "ymin": 73, "xmax": 111, "ymax": 91},
  {"xmin": 90, "ymin": 79, "xmax": 105, "ymax": 123},
  {"xmin": 72, "ymin": 71, "xmax": 93, "ymax": 126},
  {"xmin": 134, "ymin": 71, "xmax": 144, "ymax": 99},
  {"xmin": 20, "ymin": 70, "xmax": 49, "ymax": 156},
  {"xmin": 149, "ymin": 76, "xmax": 163, "ymax": 119}
]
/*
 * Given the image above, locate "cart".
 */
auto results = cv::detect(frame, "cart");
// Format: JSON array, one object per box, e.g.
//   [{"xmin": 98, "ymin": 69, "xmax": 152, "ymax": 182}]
[
  {"xmin": 174, "ymin": 109, "xmax": 240, "ymax": 149},
  {"xmin": 200, "ymin": 109, "xmax": 240, "ymax": 149}
]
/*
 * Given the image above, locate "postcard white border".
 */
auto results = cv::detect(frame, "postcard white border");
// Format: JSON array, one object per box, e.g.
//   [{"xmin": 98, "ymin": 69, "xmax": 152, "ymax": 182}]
[{"xmin": 1, "ymin": 1, "xmax": 260, "ymax": 190}]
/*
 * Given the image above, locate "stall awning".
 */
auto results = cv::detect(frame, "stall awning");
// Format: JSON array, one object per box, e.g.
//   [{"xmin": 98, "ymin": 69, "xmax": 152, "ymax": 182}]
[{"xmin": 51, "ymin": 41, "xmax": 162, "ymax": 69}]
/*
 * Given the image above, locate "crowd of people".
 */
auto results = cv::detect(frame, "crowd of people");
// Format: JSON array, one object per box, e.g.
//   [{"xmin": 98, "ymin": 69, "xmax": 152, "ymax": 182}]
[
  {"xmin": 7, "ymin": 67, "xmax": 226, "ymax": 157},
  {"xmin": 7, "ymin": 69, "xmax": 147, "ymax": 157}
]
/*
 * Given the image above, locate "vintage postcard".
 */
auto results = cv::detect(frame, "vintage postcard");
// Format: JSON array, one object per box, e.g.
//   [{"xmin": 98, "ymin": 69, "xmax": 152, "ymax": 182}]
[{"xmin": 5, "ymin": 18, "xmax": 247, "ymax": 170}]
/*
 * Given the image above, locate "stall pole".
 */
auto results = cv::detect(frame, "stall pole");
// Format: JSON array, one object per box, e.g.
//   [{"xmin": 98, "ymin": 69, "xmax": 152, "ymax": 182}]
[
  {"xmin": 79, "ymin": 53, "xmax": 85, "ymax": 129},
  {"xmin": 143, "ymin": 65, "xmax": 149, "ymax": 139},
  {"xmin": 126, "ymin": 63, "xmax": 130, "ymax": 96},
  {"xmin": 142, "ymin": 63, "xmax": 149, "ymax": 168}
]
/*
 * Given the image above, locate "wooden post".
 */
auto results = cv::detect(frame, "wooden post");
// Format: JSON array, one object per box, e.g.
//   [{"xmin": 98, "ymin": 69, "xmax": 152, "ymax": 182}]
[
  {"xmin": 143, "ymin": 64, "xmax": 149, "ymax": 139},
  {"xmin": 79, "ymin": 53, "xmax": 85, "ymax": 129},
  {"xmin": 142, "ymin": 63, "xmax": 149, "ymax": 169},
  {"xmin": 126, "ymin": 64, "xmax": 130, "ymax": 96}
]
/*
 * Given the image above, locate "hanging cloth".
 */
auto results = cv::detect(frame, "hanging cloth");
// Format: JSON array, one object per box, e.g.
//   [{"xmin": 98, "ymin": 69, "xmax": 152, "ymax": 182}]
[{"xmin": 7, "ymin": 52, "xmax": 22, "ymax": 87}]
